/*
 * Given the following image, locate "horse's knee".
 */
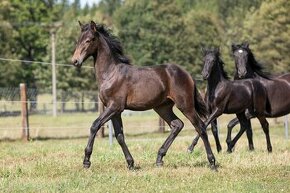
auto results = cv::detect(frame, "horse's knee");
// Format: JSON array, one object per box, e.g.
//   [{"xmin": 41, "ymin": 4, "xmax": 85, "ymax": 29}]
[
  {"xmin": 170, "ymin": 119, "xmax": 184, "ymax": 135},
  {"xmin": 116, "ymin": 133, "xmax": 125, "ymax": 144}
]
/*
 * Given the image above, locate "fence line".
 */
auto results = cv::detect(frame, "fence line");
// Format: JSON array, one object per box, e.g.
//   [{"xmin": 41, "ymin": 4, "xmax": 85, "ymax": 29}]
[{"xmin": 0, "ymin": 57, "xmax": 94, "ymax": 69}]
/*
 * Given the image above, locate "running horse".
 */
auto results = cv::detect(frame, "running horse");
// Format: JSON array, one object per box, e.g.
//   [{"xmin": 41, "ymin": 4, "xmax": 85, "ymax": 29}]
[
  {"xmin": 227, "ymin": 43, "xmax": 290, "ymax": 152},
  {"xmin": 71, "ymin": 21, "xmax": 216, "ymax": 169},
  {"xmin": 190, "ymin": 48, "xmax": 270, "ymax": 153}
]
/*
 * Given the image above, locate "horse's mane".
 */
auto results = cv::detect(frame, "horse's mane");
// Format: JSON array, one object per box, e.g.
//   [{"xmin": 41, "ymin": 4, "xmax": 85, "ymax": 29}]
[
  {"xmin": 204, "ymin": 48, "xmax": 229, "ymax": 80},
  {"xmin": 218, "ymin": 58, "xmax": 230, "ymax": 80},
  {"xmin": 246, "ymin": 48, "xmax": 271, "ymax": 79},
  {"xmin": 83, "ymin": 23, "xmax": 131, "ymax": 65}
]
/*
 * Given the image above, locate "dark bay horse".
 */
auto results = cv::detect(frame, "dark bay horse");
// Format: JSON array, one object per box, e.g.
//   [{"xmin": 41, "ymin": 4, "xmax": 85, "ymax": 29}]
[
  {"xmin": 227, "ymin": 43, "xmax": 290, "ymax": 151},
  {"xmin": 193, "ymin": 48, "xmax": 270, "ymax": 153},
  {"xmin": 71, "ymin": 21, "xmax": 216, "ymax": 169}
]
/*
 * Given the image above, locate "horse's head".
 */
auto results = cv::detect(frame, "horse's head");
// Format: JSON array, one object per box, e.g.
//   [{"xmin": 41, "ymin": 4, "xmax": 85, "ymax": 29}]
[
  {"xmin": 71, "ymin": 21, "xmax": 100, "ymax": 67},
  {"xmin": 202, "ymin": 47, "xmax": 220, "ymax": 80},
  {"xmin": 232, "ymin": 43, "xmax": 250, "ymax": 78}
]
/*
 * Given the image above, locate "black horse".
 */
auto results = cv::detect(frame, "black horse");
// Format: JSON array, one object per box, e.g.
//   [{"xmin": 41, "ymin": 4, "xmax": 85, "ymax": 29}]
[
  {"xmin": 195, "ymin": 48, "xmax": 271, "ymax": 152},
  {"xmin": 71, "ymin": 21, "xmax": 216, "ymax": 169},
  {"xmin": 227, "ymin": 43, "xmax": 290, "ymax": 151}
]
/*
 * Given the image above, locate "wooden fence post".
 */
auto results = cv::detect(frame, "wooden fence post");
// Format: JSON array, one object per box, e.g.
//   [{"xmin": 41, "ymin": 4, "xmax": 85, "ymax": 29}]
[
  {"xmin": 20, "ymin": 83, "xmax": 30, "ymax": 141},
  {"xmin": 158, "ymin": 117, "xmax": 165, "ymax": 133},
  {"xmin": 97, "ymin": 95, "xmax": 105, "ymax": 138}
]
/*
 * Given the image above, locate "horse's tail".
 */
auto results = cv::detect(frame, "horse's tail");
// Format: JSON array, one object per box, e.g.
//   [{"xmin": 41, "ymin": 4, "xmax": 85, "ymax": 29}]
[{"xmin": 194, "ymin": 84, "xmax": 208, "ymax": 120}]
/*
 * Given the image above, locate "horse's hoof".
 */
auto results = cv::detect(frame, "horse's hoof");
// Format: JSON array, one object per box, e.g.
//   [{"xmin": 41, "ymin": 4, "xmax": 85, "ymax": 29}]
[
  {"xmin": 210, "ymin": 164, "xmax": 218, "ymax": 172},
  {"xmin": 83, "ymin": 161, "xmax": 91, "ymax": 168},
  {"xmin": 187, "ymin": 148, "xmax": 193, "ymax": 153},
  {"xmin": 227, "ymin": 149, "xmax": 233, "ymax": 153},
  {"xmin": 217, "ymin": 146, "xmax": 222, "ymax": 153},
  {"xmin": 267, "ymin": 147, "xmax": 272, "ymax": 153},
  {"xmin": 249, "ymin": 145, "xmax": 255, "ymax": 151},
  {"xmin": 128, "ymin": 164, "xmax": 134, "ymax": 170},
  {"xmin": 156, "ymin": 161, "xmax": 164, "ymax": 167}
]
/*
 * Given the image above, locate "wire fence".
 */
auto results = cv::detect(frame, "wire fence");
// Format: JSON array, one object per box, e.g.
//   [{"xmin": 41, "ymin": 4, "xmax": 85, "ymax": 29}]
[{"xmin": 0, "ymin": 86, "xmax": 169, "ymax": 140}]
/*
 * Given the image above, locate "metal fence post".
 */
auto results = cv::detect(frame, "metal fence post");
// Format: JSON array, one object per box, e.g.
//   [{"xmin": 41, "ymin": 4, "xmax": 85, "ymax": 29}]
[
  {"xmin": 108, "ymin": 120, "xmax": 113, "ymax": 146},
  {"xmin": 20, "ymin": 83, "xmax": 29, "ymax": 141},
  {"xmin": 159, "ymin": 117, "xmax": 165, "ymax": 133},
  {"xmin": 285, "ymin": 115, "xmax": 289, "ymax": 140}
]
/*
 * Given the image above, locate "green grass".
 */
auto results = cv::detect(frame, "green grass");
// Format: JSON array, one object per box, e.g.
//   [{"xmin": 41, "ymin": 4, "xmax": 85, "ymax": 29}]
[{"xmin": 0, "ymin": 121, "xmax": 289, "ymax": 193}]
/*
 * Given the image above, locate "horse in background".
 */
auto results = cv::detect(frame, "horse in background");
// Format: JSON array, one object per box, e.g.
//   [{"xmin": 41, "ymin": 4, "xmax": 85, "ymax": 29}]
[
  {"xmin": 227, "ymin": 43, "xmax": 290, "ymax": 152},
  {"xmin": 189, "ymin": 48, "xmax": 271, "ymax": 153}
]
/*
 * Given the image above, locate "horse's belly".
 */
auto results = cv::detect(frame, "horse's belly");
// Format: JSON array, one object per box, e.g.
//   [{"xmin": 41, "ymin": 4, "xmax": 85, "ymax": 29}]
[{"xmin": 126, "ymin": 86, "xmax": 166, "ymax": 110}]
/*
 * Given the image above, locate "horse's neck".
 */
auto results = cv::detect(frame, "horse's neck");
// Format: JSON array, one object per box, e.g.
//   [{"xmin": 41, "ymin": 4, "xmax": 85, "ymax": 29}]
[
  {"xmin": 207, "ymin": 65, "xmax": 226, "ymax": 95},
  {"xmin": 94, "ymin": 41, "xmax": 117, "ymax": 86}
]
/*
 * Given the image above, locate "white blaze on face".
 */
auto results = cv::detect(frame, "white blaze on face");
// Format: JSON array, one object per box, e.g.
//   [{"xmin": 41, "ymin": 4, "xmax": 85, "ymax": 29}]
[{"xmin": 238, "ymin": 49, "xmax": 243, "ymax": 53}]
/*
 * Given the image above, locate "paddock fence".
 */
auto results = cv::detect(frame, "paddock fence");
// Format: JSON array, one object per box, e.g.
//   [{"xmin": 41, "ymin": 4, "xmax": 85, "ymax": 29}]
[
  {"xmin": 0, "ymin": 84, "xmax": 289, "ymax": 142},
  {"xmin": 0, "ymin": 84, "xmax": 167, "ymax": 141}
]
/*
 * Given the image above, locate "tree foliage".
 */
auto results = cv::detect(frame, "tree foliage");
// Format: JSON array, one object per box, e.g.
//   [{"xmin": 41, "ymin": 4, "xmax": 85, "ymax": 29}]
[{"xmin": 0, "ymin": 0, "xmax": 289, "ymax": 91}]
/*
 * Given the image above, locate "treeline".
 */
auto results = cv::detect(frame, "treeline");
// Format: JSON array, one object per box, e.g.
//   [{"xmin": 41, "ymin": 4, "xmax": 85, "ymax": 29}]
[{"xmin": 0, "ymin": 0, "xmax": 289, "ymax": 93}]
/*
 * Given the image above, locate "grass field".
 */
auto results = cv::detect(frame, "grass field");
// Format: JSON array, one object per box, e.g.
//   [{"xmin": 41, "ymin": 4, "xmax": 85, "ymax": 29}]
[{"xmin": 0, "ymin": 112, "xmax": 290, "ymax": 192}]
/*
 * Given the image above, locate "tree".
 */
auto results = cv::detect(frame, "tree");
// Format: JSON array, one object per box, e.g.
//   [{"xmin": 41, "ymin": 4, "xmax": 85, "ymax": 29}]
[{"xmin": 242, "ymin": 0, "xmax": 290, "ymax": 72}]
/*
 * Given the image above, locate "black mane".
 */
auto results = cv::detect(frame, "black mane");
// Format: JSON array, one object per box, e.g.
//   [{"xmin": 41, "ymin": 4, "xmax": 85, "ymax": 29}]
[
  {"xmin": 83, "ymin": 23, "xmax": 131, "ymax": 65},
  {"xmin": 246, "ymin": 48, "xmax": 271, "ymax": 79},
  {"xmin": 204, "ymin": 48, "xmax": 229, "ymax": 80},
  {"xmin": 218, "ymin": 58, "xmax": 230, "ymax": 80}
]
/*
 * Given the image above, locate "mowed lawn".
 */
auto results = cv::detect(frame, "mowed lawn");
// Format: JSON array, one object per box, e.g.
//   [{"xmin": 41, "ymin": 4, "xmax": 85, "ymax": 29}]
[{"xmin": 0, "ymin": 112, "xmax": 290, "ymax": 192}]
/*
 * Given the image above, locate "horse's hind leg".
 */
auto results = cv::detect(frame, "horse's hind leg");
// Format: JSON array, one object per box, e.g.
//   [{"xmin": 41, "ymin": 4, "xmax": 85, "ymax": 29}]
[
  {"xmin": 257, "ymin": 116, "xmax": 272, "ymax": 152},
  {"xmin": 227, "ymin": 113, "xmax": 249, "ymax": 152},
  {"xmin": 182, "ymin": 108, "xmax": 216, "ymax": 169},
  {"xmin": 154, "ymin": 103, "xmax": 184, "ymax": 167},
  {"xmin": 111, "ymin": 113, "xmax": 135, "ymax": 169}
]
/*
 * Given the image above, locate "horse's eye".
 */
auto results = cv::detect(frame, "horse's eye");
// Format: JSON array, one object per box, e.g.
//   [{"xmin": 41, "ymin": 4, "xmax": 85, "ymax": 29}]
[{"xmin": 92, "ymin": 37, "xmax": 95, "ymax": 41}]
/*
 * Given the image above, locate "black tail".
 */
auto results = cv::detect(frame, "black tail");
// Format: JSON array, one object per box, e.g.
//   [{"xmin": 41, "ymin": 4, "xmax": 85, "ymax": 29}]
[{"xmin": 194, "ymin": 84, "xmax": 208, "ymax": 120}]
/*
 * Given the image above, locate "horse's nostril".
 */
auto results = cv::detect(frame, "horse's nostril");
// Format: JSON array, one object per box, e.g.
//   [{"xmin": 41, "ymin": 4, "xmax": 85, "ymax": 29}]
[{"xmin": 72, "ymin": 59, "xmax": 78, "ymax": 65}]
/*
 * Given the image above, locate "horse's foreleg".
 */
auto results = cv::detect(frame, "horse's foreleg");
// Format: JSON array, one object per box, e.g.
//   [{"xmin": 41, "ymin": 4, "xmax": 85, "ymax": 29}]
[
  {"xmin": 111, "ymin": 113, "xmax": 135, "ymax": 169},
  {"xmin": 187, "ymin": 135, "xmax": 200, "ymax": 153},
  {"xmin": 83, "ymin": 106, "xmax": 116, "ymax": 168},
  {"xmin": 211, "ymin": 119, "xmax": 222, "ymax": 153},
  {"xmin": 227, "ymin": 113, "xmax": 249, "ymax": 153}
]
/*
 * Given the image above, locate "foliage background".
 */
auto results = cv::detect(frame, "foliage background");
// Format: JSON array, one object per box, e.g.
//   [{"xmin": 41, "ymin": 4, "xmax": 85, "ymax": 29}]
[{"xmin": 0, "ymin": 0, "xmax": 289, "ymax": 91}]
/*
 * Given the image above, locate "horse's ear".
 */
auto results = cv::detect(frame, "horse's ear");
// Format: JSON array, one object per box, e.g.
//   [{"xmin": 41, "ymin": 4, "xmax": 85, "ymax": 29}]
[
  {"xmin": 215, "ymin": 47, "xmax": 220, "ymax": 53},
  {"xmin": 90, "ymin": 20, "xmax": 97, "ymax": 32},
  {"xmin": 78, "ymin": 21, "xmax": 83, "ymax": 28},
  {"xmin": 231, "ymin": 43, "xmax": 238, "ymax": 52},
  {"xmin": 201, "ymin": 47, "xmax": 206, "ymax": 56},
  {"xmin": 242, "ymin": 42, "xmax": 249, "ymax": 49}
]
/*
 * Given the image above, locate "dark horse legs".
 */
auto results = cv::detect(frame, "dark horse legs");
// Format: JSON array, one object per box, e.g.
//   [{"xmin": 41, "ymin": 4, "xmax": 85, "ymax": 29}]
[
  {"xmin": 111, "ymin": 113, "xmax": 135, "ymax": 169},
  {"xmin": 257, "ymin": 116, "xmax": 272, "ymax": 152},
  {"xmin": 227, "ymin": 113, "xmax": 250, "ymax": 152},
  {"xmin": 154, "ymin": 103, "xmax": 216, "ymax": 169},
  {"xmin": 227, "ymin": 110, "xmax": 255, "ymax": 151},
  {"xmin": 226, "ymin": 119, "xmax": 254, "ymax": 152},
  {"xmin": 83, "ymin": 106, "xmax": 116, "ymax": 168},
  {"xmin": 154, "ymin": 103, "xmax": 184, "ymax": 167},
  {"xmin": 188, "ymin": 119, "xmax": 222, "ymax": 153}
]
